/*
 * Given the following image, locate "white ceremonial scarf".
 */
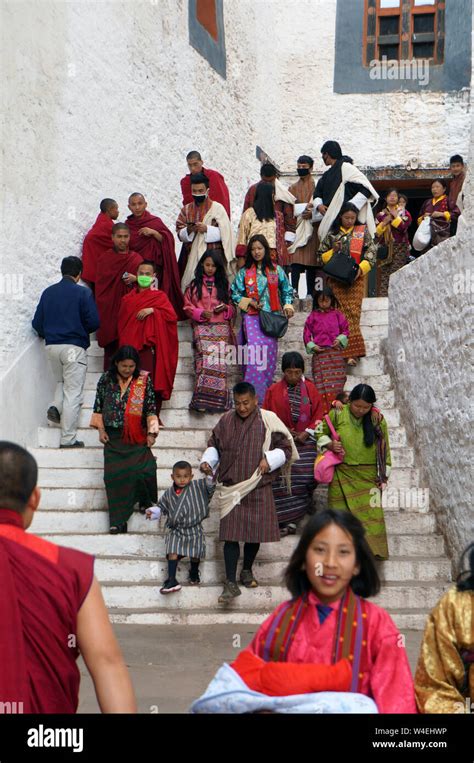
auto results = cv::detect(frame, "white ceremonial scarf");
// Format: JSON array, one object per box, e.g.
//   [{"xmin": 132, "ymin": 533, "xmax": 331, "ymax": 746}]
[
  {"xmin": 212, "ymin": 408, "xmax": 299, "ymax": 521},
  {"xmin": 317, "ymin": 163, "xmax": 379, "ymax": 242},
  {"xmin": 181, "ymin": 201, "xmax": 236, "ymax": 291}
]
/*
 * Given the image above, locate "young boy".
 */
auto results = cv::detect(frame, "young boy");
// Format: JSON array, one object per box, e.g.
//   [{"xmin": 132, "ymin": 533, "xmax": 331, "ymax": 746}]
[{"xmin": 146, "ymin": 460, "xmax": 214, "ymax": 594}]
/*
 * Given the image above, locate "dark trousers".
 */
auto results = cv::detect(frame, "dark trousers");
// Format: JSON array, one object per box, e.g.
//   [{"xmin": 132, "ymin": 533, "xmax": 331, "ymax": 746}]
[{"xmin": 223, "ymin": 541, "xmax": 260, "ymax": 582}]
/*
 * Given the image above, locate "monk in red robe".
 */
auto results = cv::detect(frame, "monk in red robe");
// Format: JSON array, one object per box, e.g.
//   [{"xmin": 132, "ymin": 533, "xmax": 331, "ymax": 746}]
[
  {"xmin": 95, "ymin": 223, "xmax": 143, "ymax": 369},
  {"xmin": 126, "ymin": 193, "xmax": 185, "ymax": 320},
  {"xmin": 180, "ymin": 150, "xmax": 231, "ymax": 217},
  {"xmin": 118, "ymin": 260, "xmax": 178, "ymax": 415},
  {"xmin": 0, "ymin": 442, "xmax": 136, "ymax": 713},
  {"xmin": 81, "ymin": 198, "xmax": 119, "ymax": 287}
]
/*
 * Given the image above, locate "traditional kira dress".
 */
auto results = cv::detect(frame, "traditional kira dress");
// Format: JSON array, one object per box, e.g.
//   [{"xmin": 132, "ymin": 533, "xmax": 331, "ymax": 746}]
[
  {"xmin": 231, "ymin": 262, "xmax": 294, "ymax": 404},
  {"xmin": 158, "ymin": 478, "xmax": 215, "ymax": 559},
  {"xmin": 183, "ymin": 276, "xmax": 235, "ymax": 413},
  {"xmin": 318, "ymin": 406, "xmax": 391, "ymax": 559},
  {"xmin": 303, "ymin": 307, "xmax": 349, "ymax": 414},
  {"xmin": 90, "ymin": 370, "xmax": 158, "ymax": 527},
  {"xmin": 317, "ymin": 225, "xmax": 377, "ymax": 359},
  {"xmin": 263, "ymin": 378, "xmax": 323, "ymax": 527},
  {"xmin": 375, "ymin": 206, "xmax": 412, "ymax": 297}
]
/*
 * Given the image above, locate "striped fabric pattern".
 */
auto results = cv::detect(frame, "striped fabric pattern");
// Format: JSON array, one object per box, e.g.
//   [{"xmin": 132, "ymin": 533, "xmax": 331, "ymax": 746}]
[
  {"xmin": 209, "ymin": 409, "xmax": 292, "ymax": 543},
  {"xmin": 311, "ymin": 346, "xmax": 347, "ymax": 415},
  {"xmin": 159, "ymin": 478, "xmax": 214, "ymax": 559},
  {"xmin": 328, "ymin": 276, "xmax": 366, "ymax": 359}
]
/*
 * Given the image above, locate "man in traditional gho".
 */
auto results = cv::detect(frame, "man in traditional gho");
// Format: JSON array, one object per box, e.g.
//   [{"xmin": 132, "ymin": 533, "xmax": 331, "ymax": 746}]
[
  {"xmin": 288, "ymin": 155, "xmax": 320, "ymax": 298},
  {"xmin": 176, "ymin": 172, "xmax": 235, "ymax": 291},
  {"xmin": 311, "ymin": 141, "xmax": 378, "ymax": 243},
  {"xmin": 200, "ymin": 382, "xmax": 298, "ymax": 603}
]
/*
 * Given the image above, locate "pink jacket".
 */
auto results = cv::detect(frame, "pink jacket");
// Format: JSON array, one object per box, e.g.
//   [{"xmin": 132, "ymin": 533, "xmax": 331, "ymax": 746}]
[
  {"xmin": 303, "ymin": 308, "xmax": 349, "ymax": 348},
  {"xmin": 184, "ymin": 282, "xmax": 234, "ymax": 323},
  {"xmin": 246, "ymin": 589, "xmax": 418, "ymax": 714}
]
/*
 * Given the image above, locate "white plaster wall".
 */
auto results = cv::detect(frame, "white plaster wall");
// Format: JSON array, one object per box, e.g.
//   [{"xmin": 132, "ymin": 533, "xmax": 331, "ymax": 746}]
[
  {"xmin": 252, "ymin": 0, "xmax": 471, "ymax": 174},
  {"xmin": 385, "ymin": 185, "xmax": 474, "ymax": 563}
]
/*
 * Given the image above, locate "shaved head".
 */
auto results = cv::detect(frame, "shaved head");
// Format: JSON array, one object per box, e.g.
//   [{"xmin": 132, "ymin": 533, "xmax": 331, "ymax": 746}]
[
  {"xmin": 128, "ymin": 192, "xmax": 145, "ymax": 203},
  {"xmin": 100, "ymin": 198, "xmax": 117, "ymax": 213}
]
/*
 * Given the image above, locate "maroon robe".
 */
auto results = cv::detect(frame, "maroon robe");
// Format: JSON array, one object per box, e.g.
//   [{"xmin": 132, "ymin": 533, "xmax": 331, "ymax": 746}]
[
  {"xmin": 0, "ymin": 509, "xmax": 94, "ymax": 713},
  {"xmin": 81, "ymin": 212, "xmax": 114, "ymax": 284},
  {"xmin": 126, "ymin": 211, "xmax": 185, "ymax": 320},
  {"xmin": 180, "ymin": 167, "xmax": 231, "ymax": 217},
  {"xmin": 95, "ymin": 248, "xmax": 143, "ymax": 347}
]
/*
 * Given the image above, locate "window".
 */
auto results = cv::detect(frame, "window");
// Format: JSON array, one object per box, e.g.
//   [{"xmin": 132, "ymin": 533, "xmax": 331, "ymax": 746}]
[{"xmin": 364, "ymin": 0, "xmax": 444, "ymax": 64}]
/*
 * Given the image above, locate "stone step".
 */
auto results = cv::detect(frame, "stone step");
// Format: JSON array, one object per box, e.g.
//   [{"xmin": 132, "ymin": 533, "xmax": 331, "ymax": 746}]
[
  {"xmin": 37, "ymin": 463, "xmax": 417, "ymax": 490},
  {"xmin": 77, "ymin": 406, "xmax": 401, "ymax": 429},
  {"xmin": 38, "ymin": 421, "xmax": 408, "ymax": 450},
  {"xmin": 39, "ymin": 531, "xmax": 445, "ymax": 558},
  {"xmin": 100, "ymin": 581, "xmax": 445, "ymax": 611},
  {"xmin": 36, "ymin": 480, "xmax": 428, "ymax": 513},
  {"xmin": 93, "ymin": 556, "xmax": 451, "ymax": 585},
  {"xmin": 32, "ymin": 507, "xmax": 435, "ymax": 536},
  {"xmin": 107, "ymin": 608, "xmax": 426, "ymax": 630},
  {"xmin": 31, "ymin": 442, "xmax": 413, "ymax": 470}
]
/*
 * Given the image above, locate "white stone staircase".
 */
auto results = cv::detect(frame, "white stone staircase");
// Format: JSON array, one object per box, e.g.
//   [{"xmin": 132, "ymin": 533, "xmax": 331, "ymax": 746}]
[{"xmin": 33, "ymin": 298, "xmax": 452, "ymax": 628}]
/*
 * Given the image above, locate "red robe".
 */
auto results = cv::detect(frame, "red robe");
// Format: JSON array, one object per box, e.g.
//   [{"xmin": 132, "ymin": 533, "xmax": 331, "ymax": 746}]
[
  {"xmin": 263, "ymin": 379, "xmax": 324, "ymax": 432},
  {"xmin": 126, "ymin": 211, "xmax": 185, "ymax": 320},
  {"xmin": 0, "ymin": 509, "xmax": 94, "ymax": 713},
  {"xmin": 95, "ymin": 248, "xmax": 143, "ymax": 347},
  {"xmin": 118, "ymin": 288, "xmax": 178, "ymax": 400},
  {"xmin": 180, "ymin": 167, "xmax": 231, "ymax": 217},
  {"xmin": 81, "ymin": 212, "xmax": 114, "ymax": 283}
]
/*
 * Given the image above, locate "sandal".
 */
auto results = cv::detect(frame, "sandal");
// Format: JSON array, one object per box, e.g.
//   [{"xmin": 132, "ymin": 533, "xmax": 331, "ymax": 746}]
[
  {"xmin": 287, "ymin": 523, "xmax": 297, "ymax": 535},
  {"xmin": 346, "ymin": 357, "xmax": 358, "ymax": 366},
  {"xmin": 109, "ymin": 522, "xmax": 128, "ymax": 534}
]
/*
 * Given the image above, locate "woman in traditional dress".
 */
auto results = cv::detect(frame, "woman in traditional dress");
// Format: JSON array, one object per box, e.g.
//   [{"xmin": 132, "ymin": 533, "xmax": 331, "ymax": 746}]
[
  {"xmin": 236, "ymin": 182, "xmax": 295, "ymax": 268},
  {"xmin": 90, "ymin": 345, "xmax": 159, "ymax": 534},
  {"xmin": 191, "ymin": 510, "xmax": 417, "ymax": 714},
  {"xmin": 303, "ymin": 285, "xmax": 349, "ymax": 415},
  {"xmin": 317, "ymin": 202, "xmax": 377, "ymax": 366},
  {"xmin": 263, "ymin": 351, "xmax": 324, "ymax": 536},
  {"xmin": 231, "ymin": 234, "xmax": 294, "ymax": 405},
  {"xmin": 415, "ymin": 542, "xmax": 474, "ymax": 714},
  {"xmin": 375, "ymin": 188, "xmax": 412, "ymax": 297},
  {"xmin": 183, "ymin": 250, "xmax": 235, "ymax": 413},
  {"xmin": 317, "ymin": 383, "xmax": 391, "ymax": 560},
  {"xmin": 417, "ymin": 179, "xmax": 461, "ymax": 251}
]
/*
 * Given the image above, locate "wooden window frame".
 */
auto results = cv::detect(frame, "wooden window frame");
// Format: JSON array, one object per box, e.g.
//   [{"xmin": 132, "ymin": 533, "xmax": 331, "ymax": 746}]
[{"xmin": 363, "ymin": 0, "xmax": 445, "ymax": 65}]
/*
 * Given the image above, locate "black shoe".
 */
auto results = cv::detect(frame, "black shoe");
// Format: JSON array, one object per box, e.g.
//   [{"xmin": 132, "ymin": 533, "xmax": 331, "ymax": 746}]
[
  {"xmin": 160, "ymin": 579, "xmax": 182, "ymax": 594},
  {"xmin": 109, "ymin": 522, "xmax": 128, "ymax": 534},
  {"xmin": 188, "ymin": 571, "xmax": 201, "ymax": 586},
  {"xmin": 60, "ymin": 441, "xmax": 85, "ymax": 448},
  {"xmin": 47, "ymin": 406, "xmax": 60, "ymax": 424}
]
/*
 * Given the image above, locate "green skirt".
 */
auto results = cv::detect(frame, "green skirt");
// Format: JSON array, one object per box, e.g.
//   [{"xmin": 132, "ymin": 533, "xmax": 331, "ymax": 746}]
[
  {"xmin": 103, "ymin": 428, "xmax": 158, "ymax": 526},
  {"xmin": 328, "ymin": 463, "xmax": 389, "ymax": 559}
]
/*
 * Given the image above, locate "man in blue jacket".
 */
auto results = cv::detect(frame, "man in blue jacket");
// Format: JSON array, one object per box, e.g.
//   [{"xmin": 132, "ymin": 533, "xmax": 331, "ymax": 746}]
[{"xmin": 32, "ymin": 257, "xmax": 100, "ymax": 448}]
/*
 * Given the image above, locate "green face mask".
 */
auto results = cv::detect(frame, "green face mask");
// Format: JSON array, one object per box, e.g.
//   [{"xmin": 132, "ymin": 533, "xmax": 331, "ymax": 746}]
[{"xmin": 137, "ymin": 275, "xmax": 153, "ymax": 288}]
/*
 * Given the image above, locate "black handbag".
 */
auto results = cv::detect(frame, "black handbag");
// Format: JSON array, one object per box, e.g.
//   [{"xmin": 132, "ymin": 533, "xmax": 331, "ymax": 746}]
[
  {"xmin": 376, "ymin": 244, "xmax": 389, "ymax": 261},
  {"xmin": 322, "ymin": 250, "xmax": 360, "ymax": 285},
  {"xmin": 259, "ymin": 309, "xmax": 289, "ymax": 338}
]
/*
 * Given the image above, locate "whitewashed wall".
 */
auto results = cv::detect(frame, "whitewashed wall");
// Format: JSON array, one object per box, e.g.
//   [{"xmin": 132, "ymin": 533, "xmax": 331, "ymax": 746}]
[{"xmin": 385, "ymin": 173, "xmax": 473, "ymax": 564}]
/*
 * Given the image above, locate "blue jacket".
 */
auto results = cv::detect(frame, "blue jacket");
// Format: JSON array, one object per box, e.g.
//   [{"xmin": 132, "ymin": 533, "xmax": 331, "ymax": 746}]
[{"xmin": 32, "ymin": 277, "xmax": 100, "ymax": 350}]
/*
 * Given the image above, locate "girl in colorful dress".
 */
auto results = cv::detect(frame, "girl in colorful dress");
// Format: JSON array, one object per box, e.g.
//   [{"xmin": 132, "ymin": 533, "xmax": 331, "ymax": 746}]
[
  {"xmin": 191, "ymin": 510, "xmax": 417, "ymax": 714},
  {"xmin": 317, "ymin": 203, "xmax": 377, "ymax": 366},
  {"xmin": 90, "ymin": 345, "xmax": 159, "ymax": 534},
  {"xmin": 303, "ymin": 285, "xmax": 349, "ymax": 415},
  {"xmin": 417, "ymin": 179, "xmax": 460, "ymax": 250},
  {"xmin": 375, "ymin": 188, "xmax": 412, "ymax": 296},
  {"xmin": 231, "ymin": 234, "xmax": 294, "ymax": 404},
  {"xmin": 183, "ymin": 251, "xmax": 235, "ymax": 413}
]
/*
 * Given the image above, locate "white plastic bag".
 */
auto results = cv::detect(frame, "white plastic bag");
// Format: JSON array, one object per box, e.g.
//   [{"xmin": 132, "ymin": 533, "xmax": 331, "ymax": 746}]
[{"xmin": 412, "ymin": 217, "xmax": 431, "ymax": 251}]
